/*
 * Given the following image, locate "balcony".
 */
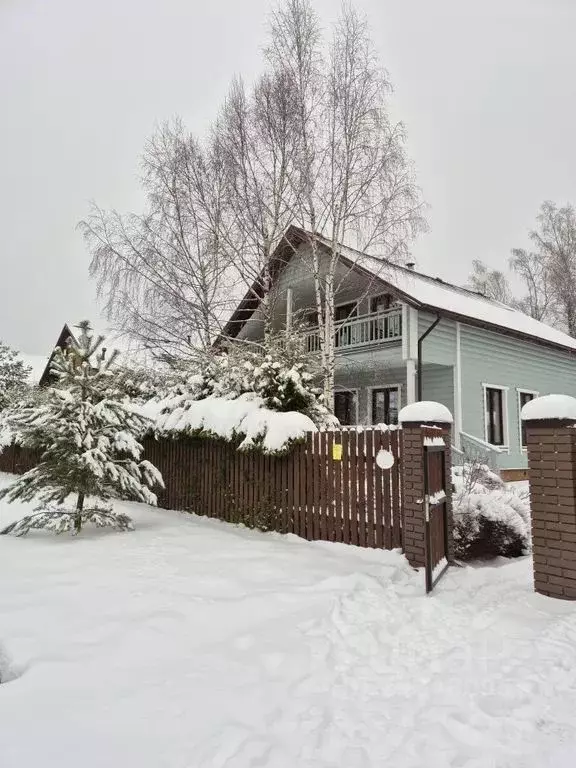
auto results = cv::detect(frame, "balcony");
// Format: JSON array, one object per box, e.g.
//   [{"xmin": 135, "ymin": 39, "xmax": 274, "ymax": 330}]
[{"xmin": 305, "ymin": 308, "xmax": 402, "ymax": 353}]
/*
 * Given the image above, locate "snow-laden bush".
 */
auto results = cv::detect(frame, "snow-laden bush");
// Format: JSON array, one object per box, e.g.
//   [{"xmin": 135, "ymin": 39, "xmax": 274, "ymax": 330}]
[
  {"xmin": 452, "ymin": 461, "xmax": 531, "ymax": 560},
  {"xmin": 151, "ymin": 392, "xmax": 318, "ymax": 454},
  {"xmin": 193, "ymin": 334, "xmax": 335, "ymax": 428},
  {"xmin": 147, "ymin": 333, "xmax": 336, "ymax": 452}
]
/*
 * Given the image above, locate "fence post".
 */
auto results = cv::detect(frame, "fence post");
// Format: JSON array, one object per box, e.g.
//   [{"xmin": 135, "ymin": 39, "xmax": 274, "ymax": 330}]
[
  {"xmin": 522, "ymin": 394, "xmax": 576, "ymax": 600},
  {"xmin": 399, "ymin": 401, "xmax": 454, "ymax": 570}
]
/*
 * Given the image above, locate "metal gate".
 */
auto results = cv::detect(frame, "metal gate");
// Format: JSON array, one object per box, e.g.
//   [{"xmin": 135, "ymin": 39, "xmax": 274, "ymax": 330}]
[{"xmin": 422, "ymin": 427, "xmax": 450, "ymax": 593}]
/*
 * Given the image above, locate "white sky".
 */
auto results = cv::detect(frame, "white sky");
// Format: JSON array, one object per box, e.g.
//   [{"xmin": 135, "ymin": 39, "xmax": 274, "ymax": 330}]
[{"xmin": 1, "ymin": 0, "xmax": 576, "ymax": 354}]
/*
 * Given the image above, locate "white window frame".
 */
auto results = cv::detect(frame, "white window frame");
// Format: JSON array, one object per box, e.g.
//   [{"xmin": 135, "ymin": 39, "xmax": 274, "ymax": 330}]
[
  {"xmin": 517, "ymin": 388, "xmax": 539, "ymax": 451},
  {"xmin": 482, "ymin": 383, "xmax": 510, "ymax": 451},
  {"xmin": 368, "ymin": 383, "xmax": 402, "ymax": 426},
  {"xmin": 334, "ymin": 387, "xmax": 359, "ymax": 426}
]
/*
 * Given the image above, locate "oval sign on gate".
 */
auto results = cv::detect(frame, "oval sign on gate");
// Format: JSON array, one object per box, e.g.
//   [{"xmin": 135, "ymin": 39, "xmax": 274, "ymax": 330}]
[{"xmin": 376, "ymin": 448, "xmax": 395, "ymax": 470}]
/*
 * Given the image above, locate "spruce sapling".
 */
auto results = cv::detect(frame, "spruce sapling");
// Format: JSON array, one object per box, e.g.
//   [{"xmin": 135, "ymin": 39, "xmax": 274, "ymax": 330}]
[{"xmin": 0, "ymin": 321, "xmax": 163, "ymax": 536}]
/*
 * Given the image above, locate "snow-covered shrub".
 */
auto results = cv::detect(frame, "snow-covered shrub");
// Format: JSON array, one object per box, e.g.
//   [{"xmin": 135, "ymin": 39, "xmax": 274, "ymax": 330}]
[
  {"xmin": 0, "ymin": 321, "xmax": 164, "ymax": 536},
  {"xmin": 147, "ymin": 333, "xmax": 336, "ymax": 453},
  {"xmin": 452, "ymin": 461, "xmax": 531, "ymax": 560},
  {"xmin": 195, "ymin": 333, "xmax": 335, "ymax": 428},
  {"xmin": 153, "ymin": 392, "xmax": 317, "ymax": 454},
  {"xmin": 0, "ymin": 341, "xmax": 31, "ymax": 411}
]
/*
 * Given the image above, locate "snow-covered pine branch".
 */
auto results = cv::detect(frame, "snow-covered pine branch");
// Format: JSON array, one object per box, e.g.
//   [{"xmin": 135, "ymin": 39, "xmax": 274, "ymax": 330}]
[
  {"xmin": 0, "ymin": 341, "xmax": 32, "ymax": 411},
  {"xmin": 0, "ymin": 321, "xmax": 164, "ymax": 537}
]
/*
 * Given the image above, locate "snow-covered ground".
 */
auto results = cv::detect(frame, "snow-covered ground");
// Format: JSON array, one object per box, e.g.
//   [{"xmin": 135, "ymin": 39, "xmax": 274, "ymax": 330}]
[{"xmin": 1, "ymin": 473, "xmax": 576, "ymax": 768}]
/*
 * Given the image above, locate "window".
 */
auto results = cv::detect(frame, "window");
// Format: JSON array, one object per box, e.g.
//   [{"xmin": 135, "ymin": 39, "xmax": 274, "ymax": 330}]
[
  {"xmin": 370, "ymin": 294, "xmax": 396, "ymax": 313},
  {"xmin": 484, "ymin": 385, "xmax": 508, "ymax": 446},
  {"xmin": 518, "ymin": 390, "xmax": 538, "ymax": 448},
  {"xmin": 335, "ymin": 302, "xmax": 358, "ymax": 321},
  {"xmin": 334, "ymin": 390, "xmax": 357, "ymax": 426},
  {"xmin": 371, "ymin": 386, "xmax": 400, "ymax": 425}
]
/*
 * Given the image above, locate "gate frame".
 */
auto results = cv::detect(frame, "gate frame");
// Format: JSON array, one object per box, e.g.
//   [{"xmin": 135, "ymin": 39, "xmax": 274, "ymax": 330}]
[{"xmin": 423, "ymin": 435, "xmax": 450, "ymax": 593}]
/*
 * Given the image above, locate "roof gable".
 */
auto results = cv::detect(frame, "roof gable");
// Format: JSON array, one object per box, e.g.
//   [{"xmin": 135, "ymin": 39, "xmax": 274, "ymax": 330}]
[{"xmin": 222, "ymin": 226, "xmax": 576, "ymax": 355}]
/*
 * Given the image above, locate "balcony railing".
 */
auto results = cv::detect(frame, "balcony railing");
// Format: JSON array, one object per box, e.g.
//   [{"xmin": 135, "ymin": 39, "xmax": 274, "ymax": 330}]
[{"xmin": 305, "ymin": 308, "xmax": 402, "ymax": 353}]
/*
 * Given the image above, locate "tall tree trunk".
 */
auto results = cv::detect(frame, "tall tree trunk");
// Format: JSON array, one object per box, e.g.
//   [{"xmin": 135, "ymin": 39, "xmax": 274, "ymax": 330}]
[{"xmin": 75, "ymin": 492, "xmax": 85, "ymax": 534}]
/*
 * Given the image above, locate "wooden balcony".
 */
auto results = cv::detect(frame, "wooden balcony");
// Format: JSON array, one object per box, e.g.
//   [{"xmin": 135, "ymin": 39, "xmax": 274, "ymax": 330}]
[{"xmin": 304, "ymin": 308, "xmax": 402, "ymax": 353}]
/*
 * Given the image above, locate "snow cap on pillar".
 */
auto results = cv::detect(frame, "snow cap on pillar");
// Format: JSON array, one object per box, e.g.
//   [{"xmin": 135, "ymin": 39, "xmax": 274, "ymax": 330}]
[
  {"xmin": 521, "ymin": 394, "xmax": 576, "ymax": 421},
  {"xmin": 399, "ymin": 401, "xmax": 453, "ymax": 424}
]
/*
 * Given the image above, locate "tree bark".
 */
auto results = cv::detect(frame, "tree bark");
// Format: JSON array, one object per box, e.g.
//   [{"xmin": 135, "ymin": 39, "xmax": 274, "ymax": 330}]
[{"xmin": 75, "ymin": 492, "xmax": 85, "ymax": 534}]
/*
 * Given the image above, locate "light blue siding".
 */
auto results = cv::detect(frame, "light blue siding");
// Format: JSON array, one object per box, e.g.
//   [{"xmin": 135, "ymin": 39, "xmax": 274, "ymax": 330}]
[
  {"xmin": 422, "ymin": 364, "xmax": 454, "ymax": 416},
  {"xmin": 460, "ymin": 324, "xmax": 576, "ymax": 469},
  {"xmin": 418, "ymin": 312, "xmax": 457, "ymax": 366}
]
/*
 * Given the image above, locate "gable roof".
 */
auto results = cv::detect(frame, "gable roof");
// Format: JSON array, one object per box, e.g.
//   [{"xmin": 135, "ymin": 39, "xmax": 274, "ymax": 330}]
[
  {"xmin": 37, "ymin": 324, "xmax": 77, "ymax": 386},
  {"xmin": 223, "ymin": 226, "xmax": 576, "ymax": 355}
]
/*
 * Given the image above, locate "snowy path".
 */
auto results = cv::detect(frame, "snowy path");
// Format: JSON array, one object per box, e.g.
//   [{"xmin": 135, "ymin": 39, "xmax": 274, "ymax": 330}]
[{"xmin": 1, "ymin": 473, "xmax": 576, "ymax": 767}]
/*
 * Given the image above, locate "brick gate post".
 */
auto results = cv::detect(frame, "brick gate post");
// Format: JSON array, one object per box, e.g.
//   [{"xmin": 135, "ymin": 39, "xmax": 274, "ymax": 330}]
[
  {"xmin": 399, "ymin": 401, "xmax": 454, "ymax": 569},
  {"xmin": 522, "ymin": 394, "xmax": 576, "ymax": 600}
]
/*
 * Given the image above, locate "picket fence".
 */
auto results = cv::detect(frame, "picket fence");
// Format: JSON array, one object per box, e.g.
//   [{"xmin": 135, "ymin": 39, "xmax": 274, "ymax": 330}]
[
  {"xmin": 144, "ymin": 428, "xmax": 403, "ymax": 548},
  {"xmin": 0, "ymin": 428, "xmax": 404, "ymax": 549}
]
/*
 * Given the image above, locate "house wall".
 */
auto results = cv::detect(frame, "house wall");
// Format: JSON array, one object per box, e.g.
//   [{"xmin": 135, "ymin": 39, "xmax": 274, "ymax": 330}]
[
  {"xmin": 418, "ymin": 312, "xmax": 457, "ymax": 366},
  {"xmin": 334, "ymin": 364, "xmax": 407, "ymax": 425},
  {"xmin": 459, "ymin": 323, "xmax": 576, "ymax": 469},
  {"xmin": 421, "ymin": 364, "xmax": 455, "ymax": 416}
]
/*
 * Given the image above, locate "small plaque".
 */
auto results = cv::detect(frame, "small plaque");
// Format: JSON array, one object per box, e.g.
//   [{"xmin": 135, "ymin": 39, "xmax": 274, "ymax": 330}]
[{"xmin": 332, "ymin": 443, "xmax": 343, "ymax": 461}]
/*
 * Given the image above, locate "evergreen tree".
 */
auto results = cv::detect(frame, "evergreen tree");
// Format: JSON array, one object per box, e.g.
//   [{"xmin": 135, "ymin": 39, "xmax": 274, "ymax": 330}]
[
  {"xmin": 0, "ymin": 321, "xmax": 163, "ymax": 536},
  {"xmin": 0, "ymin": 341, "xmax": 31, "ymax": 410}
]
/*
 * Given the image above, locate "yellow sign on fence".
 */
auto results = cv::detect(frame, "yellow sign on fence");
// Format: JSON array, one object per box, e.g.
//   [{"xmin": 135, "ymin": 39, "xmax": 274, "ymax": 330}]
[{"xmin": 332, "ymin": 443, "xmax": 343, "ymax": 461}]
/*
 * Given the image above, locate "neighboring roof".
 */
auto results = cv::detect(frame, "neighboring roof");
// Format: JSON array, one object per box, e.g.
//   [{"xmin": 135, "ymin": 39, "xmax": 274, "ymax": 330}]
[{"xmin": 223, "ymin": 226, "xmax": 576, "ymax": 355}]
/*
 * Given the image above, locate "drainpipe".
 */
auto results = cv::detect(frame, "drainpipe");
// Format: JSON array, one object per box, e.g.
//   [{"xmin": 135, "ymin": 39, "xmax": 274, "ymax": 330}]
[{"xmin": 417, "ymin": 314, "xmax": 441, "ymax": 401}]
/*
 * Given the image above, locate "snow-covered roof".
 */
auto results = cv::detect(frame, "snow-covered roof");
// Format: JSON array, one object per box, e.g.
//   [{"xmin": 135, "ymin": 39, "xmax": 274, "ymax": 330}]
[{"xmin": 312, "ymin": 232, "xmax": 576, "ymax": 353}]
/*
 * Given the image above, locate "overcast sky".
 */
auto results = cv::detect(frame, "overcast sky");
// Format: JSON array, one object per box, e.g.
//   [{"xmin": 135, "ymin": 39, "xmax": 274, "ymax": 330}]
[{"xmin": 1, "ymin": 0, "xmax": 576, "ymax": 354}]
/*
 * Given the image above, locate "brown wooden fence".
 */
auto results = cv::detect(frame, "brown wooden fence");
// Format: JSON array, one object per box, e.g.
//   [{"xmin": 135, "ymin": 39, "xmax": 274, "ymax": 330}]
[
  {"xmin": 0, "ymin": 444, "xmax": 40, "ymax": 475},
  {"xmin": 0, "ymin": 428, "xmax": 403, "ymax": 549},
  {"xmin": 144, "ymin": 428, "xmax": 403, "ymax": 548}
]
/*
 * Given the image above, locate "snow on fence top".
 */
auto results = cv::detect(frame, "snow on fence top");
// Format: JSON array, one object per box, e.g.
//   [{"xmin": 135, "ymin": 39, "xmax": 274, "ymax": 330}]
[
  {"xmin": 147, "ymin": 392, "xmax": 317, "ymax": 454},
  {"xmin": 521, "ymin": 393, "xmax": 576, "ymax": 422},
  {"xmin": 399, "ymin": 401, "xmax": 453, "ymax": 425}
]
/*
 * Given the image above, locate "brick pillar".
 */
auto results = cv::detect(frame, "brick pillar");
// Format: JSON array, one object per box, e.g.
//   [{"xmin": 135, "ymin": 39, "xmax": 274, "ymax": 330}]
[
  {"xmin": 524, "ymin": 413, "xmax": 576, "ymax": 599},
  {"xmin": 400, "ymin": 401, "xmax": 454, "ymax": 570}
]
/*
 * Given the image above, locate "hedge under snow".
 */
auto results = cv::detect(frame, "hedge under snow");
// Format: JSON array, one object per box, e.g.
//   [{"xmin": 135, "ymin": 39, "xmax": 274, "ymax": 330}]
[
  {"xmin": 147, "ymin": 392, "xmax": 317, "ymax": 454},
  {"xmin": 452, "ymin": 463, "xmax": 531, "ymax": 560}
]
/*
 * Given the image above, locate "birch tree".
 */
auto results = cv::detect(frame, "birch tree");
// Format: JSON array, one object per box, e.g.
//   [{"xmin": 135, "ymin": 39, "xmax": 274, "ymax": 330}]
[
  {"xmin": 267, "ymin": 1, "xmax": 424, "ymax": 405},
  {"xmin": 467, "ymin": 260, "xmax": 513, "ymax": 304},
  {"xmin": 529, "ymin": 201, "xmax": 576, "ymax": 336},
  {"xmin": 215, "ymin": 68, "xmax": 301, "ymax": 335},
  {"xmin": 509, "ymin": 248, "xmax": 555, "ymax": 322},
  {"xmin": 80, "ymin": 121, "xmax": 235, "ymax": 362}
]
